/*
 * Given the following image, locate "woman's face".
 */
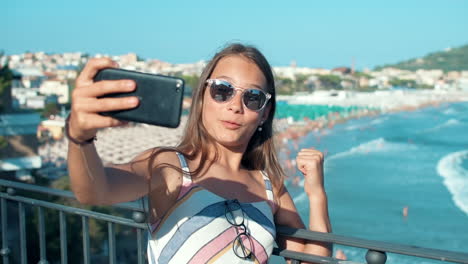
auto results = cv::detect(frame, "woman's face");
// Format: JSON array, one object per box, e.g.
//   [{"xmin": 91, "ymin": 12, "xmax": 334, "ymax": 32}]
[{"xmin": 202, "ymin": 55, "xmax": 270, "ymax": 150}]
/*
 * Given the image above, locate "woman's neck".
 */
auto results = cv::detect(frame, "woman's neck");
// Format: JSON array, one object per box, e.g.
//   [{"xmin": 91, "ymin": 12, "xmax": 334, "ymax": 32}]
[{"xmin": 198, "ymin": 142, "xmax": 247, "ymax": 173}]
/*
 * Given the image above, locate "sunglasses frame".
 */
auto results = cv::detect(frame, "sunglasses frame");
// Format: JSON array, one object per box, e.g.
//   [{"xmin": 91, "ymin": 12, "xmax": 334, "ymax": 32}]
[
  {"xmin": 224, "ymin": 199, "xmax": 254, "ymax": 259},
  {"xmin": 206, "ymin": 79, "xmax": 272, "ymax": 111}
]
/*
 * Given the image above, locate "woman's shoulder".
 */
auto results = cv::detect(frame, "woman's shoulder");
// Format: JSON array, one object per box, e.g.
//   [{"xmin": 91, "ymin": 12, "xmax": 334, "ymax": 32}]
[
  {"xmin": 132, "ymin": 148, "xmax": 187, "ymax": 190},
  {"xmin": 135, "ymin": 147, "xmax": 180, "ymax": 162},
  {"xmin": 129, "ymin": 147, "xmax": 184, "ymax": 171}
]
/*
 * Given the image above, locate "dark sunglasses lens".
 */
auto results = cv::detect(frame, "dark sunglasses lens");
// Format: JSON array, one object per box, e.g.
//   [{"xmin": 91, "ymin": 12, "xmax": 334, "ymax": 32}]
[
  {"xmin": 233, "ymin": 233, "xmax": 253, "ymax": 259},
  {"xmin": 210, "ymin": 83, "xmax": 234, "ymax": 102},
  {"xmin": 243, "ymin": 89, "xmax": 266, "ymax": 110},
  {"xmin": 225, "ymin": 202, "xmax": 243, "ymax": 226}
]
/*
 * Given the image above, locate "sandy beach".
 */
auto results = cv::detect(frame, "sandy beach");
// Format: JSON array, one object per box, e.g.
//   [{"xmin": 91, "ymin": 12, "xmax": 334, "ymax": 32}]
[
  {"xmin": 38, "ymin": 90, "xmax": 468, "ymax": 179},
  {"xmin": 278, "ymin": 90, "xmax": 468, "ymax": 112}
]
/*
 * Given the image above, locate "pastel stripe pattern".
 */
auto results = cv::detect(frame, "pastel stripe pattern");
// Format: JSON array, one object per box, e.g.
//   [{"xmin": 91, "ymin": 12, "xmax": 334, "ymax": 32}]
[{"xmin": 147, "ymin": 153, "xmax": 277, "ymax": 264}]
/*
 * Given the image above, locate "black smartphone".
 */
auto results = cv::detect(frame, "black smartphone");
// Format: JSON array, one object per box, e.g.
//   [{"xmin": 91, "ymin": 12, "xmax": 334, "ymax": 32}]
[{"xmin": 94, "ymin": 68, "xmax": 185, "ymax": 128}]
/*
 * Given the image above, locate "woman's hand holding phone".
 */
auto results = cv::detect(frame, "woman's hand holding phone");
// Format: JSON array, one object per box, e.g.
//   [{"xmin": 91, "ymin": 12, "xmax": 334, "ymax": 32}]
[{"xmin": 68, "ymin": 58, "xmax": 139, "ymax": 142}]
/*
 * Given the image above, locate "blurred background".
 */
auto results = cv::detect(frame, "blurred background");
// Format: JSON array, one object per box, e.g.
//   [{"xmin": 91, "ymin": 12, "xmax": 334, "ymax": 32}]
[{"xmin": 2, "ymin": 0, "xmax": 468, "ymax": 263}]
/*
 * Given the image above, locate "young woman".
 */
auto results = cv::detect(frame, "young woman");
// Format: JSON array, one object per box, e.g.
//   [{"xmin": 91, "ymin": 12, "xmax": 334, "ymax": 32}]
[{"xmin": 67, "ymin": 43, "xmax": 331, "ymax": 263}]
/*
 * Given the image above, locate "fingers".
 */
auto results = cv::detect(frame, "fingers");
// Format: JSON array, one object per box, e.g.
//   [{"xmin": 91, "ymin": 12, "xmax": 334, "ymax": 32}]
[
  {"xmin": 295, "ymin": 148, "xmax": 324, "ymax": 174},
  {"xmin": 82, "ymin": 79, "xmax": 136, "ymax": 98},
  {"xmin": 73, "ymin": 113, "xmax": 126, "ymax": 132},
  {"xmin": 76, "ymin": 58, "xmax": 118, "ymax": 87},
  {"xmin": 74, "ymin": 96, "xmax": 139, "ymax": 113},
  {"xmin": 297, "ymin": 148, "xmax": 324, "ymax": 160},
  {"xmin": 78, "ymin": 114, "xmax": 128, "ymax": 129}
]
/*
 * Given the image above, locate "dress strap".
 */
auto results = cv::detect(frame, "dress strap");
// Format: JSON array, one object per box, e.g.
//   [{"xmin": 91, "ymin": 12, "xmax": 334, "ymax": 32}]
[
  {"xmin": 175, "ymin": 152, "xmax": 195, "ymax": 200},
  {"xmin": 175, "ymin": 152, "xmax": 191, "ymax": 178},
  {"xmin": 261, "ymin": 171, "xmax": 277, "ymax": 212}
]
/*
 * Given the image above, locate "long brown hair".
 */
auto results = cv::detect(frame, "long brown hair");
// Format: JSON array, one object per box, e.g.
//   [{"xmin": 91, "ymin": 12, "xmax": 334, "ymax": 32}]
[{"xmin": 147, "ymin": 43, "xmax": 286, "ymax": 201}]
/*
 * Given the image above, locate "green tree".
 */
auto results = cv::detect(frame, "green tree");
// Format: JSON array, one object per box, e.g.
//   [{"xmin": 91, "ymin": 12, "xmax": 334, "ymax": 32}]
[
  {"xmin": 0, "ymin": 64, "xmax": 13, "ymax": 112},
  {"xmin": 41, "ymin": 102, "xmax": 60, "ymax": 118},
  {"xmin": 0, "ymin": 136, "xmax": 7, "ymax": 150},
  {"xmin": 375, "ymin": 43, "xmax": 468, "ymax": 72},
  {"xmin": 389, "ymin": 78, "xmax": 417, "ymax": 88},
  {"xmin": 354, "ymin": 71, "xmax": 372, "ymax": 79},
  {"xmin": 275, "ymin": 77, "xmax": 294, "ymax": 95},
  {"xmin": 318, "ymin": 74, "xmax": 342, "ymax": 90},
  {"xmin": 0, "ymin": 61, "xmax": 13, "ymax": 151},
  {"xmin": 181, "ymin": 74, "xmax": 199, "ymax": 96},
  {"xmin": 294, "ymin": 73, "xmax": 310, "ymax": 92}
]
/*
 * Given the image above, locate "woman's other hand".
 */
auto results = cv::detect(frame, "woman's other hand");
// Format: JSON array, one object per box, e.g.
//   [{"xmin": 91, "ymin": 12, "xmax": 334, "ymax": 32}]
[
  {"xmin": 69, "ymin": 58, "xmax": 139, "ymax": 141},
  {"xmin": 295, "ymin": 148, "xmax": 325, "ymax": 197}
]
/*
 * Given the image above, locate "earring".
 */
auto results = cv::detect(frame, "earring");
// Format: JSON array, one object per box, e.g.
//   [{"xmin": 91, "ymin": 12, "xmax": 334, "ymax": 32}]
[{"xmin": 258, "ymin": 120, "xmax": 264, "ymax": 132}]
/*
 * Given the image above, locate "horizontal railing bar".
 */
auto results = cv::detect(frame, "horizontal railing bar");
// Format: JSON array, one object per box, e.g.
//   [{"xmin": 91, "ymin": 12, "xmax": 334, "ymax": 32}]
[
  {"xmin": 0, "ymin": 179, "xmax": 75, "ymax": 198},
  {"xmin": 0, "ymin": 193, "xmax": 146, "ymax": 229},
  {"xmin": 0, "ymin": 179, "xmax": 144, "ymax": 212},
  {"xmin": 277, "ymin": 226, "xmax": 468, "ymax": 264},
  {"xmin": 272, "ymin": 248, "xmax": 341, "ymax": 263},
  {"xmin": 2, "ymin": 178, "xmax": 466, "ymax": 264}
]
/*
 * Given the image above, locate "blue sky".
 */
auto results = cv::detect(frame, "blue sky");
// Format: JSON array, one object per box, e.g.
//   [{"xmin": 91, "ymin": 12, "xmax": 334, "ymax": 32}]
[{"xmin": 4, "ymin": 0, "xmax": 468, "ymax": 70}]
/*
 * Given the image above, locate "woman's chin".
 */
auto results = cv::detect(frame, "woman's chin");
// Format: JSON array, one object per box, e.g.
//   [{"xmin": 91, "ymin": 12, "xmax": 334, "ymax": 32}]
[{"xmin": 215, "ymin": 137, "xmax": 249, "ymax": 150}]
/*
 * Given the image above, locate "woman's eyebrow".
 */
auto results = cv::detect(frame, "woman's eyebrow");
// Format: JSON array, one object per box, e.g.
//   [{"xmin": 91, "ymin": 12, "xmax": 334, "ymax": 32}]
[{"xmin": 214, "ymin": 75, "xmax": 263, "ymax": 89}]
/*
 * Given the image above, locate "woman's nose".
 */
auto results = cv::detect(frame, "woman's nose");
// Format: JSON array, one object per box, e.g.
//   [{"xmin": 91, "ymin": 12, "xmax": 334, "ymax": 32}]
[{"xmin": 227, "ymin": 90, "xmax": 244, "ymax": 113}]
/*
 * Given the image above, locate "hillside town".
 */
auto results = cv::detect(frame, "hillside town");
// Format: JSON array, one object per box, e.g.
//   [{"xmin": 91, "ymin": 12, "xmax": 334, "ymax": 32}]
[
  {"xmin": 1, "ymin": 51, "xmax": 468, "ymax": 182},
  {"xmin": 2, "ymin": 51, "xmax": 468, "ymax": 110}
]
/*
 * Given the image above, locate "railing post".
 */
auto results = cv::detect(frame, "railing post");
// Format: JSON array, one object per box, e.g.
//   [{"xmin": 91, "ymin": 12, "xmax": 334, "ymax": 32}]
[
  {"xmin": 37, "ymin": 207, "xmax": 49, "ymax": 264},
  {"xmin": 19, "ymin": 202, "xmax": 27, "ymax": 264},
  {"xmin": 59, "ymin": 211, "xmax": 68, "ymax": 264},
  {"xmin": 133, "ymin": 210, "xmax": 146, "ymax": 264},
  {"xmin": 82, "ymin": 216, "xmax": 90, "ymax": 264},
  {"xmin": 1, "ymin": 198, "xmax": 10, "ymax": 264},
  {"xmin": 108, "ymin": 222, "xmax": 116, "ymax": 264},
  {"xmin": 366, "ymin": 250, "xmax": 387, "ymax": 264}
]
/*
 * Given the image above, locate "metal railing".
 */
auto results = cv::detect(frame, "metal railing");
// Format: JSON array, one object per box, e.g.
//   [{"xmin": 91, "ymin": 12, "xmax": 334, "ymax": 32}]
[{"xmin": 1, "ymin": 178, "xmax": 468, "ymax": 264}]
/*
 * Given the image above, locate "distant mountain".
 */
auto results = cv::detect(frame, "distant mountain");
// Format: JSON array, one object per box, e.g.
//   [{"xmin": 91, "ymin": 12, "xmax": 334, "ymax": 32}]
[{"xmin": 375, "ymin": 44, "xmax": 468, "ymax": 72}]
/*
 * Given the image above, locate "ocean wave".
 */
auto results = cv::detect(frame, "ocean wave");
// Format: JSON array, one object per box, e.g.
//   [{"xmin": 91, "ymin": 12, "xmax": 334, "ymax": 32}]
[
  {"xmin": 344, "ymin": 117, "xmax": 386, "ymax": 131},
  {"xmin": 436, "ymin": 150, "xmax": 468, "ymax": 216},
  {"xmin": 327, "ymin": 138, "xmax": 417, "ymax": 161},
  {"xmin": 370, "ymin": 117, "xmax": 387, "ymax": 125},
  {"xmin": 442, "ymin": 108, "xmax": 457, "ymax": 115},
  {"xmin": 344, "ymin": 124, "xmax": 366, "ymax": 131},
  {"xmin": 422, "ymin": 118, "xmax": 462, "ymax": 133}
]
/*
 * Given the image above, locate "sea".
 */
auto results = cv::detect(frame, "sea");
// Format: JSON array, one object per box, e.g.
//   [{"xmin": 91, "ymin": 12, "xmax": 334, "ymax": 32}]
[{"xmin": 273, "ymin": 102, "xmax": 468, "ymax": 263}]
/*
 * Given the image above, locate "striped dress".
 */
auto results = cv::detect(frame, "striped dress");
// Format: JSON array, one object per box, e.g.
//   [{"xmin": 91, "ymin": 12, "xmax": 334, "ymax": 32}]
[{"xmin": 147, "ymin": 152, "xmax": 277, "ymax": 264}]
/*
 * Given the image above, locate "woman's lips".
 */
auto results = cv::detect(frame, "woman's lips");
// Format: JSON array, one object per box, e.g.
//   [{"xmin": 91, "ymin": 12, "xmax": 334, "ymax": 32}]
[{"xmin": 221, "ymin": 120, "xmax": 241, "ymax": 129}]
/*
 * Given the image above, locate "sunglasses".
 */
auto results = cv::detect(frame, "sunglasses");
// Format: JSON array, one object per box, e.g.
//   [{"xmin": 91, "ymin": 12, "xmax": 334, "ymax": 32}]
[
  {"xmin": 206, "ymin": 79, "xmax": 271, "ymax": 111},
  {"xmin": 224, "ymin": 199, "xmax": 255, "ymax": 259}
]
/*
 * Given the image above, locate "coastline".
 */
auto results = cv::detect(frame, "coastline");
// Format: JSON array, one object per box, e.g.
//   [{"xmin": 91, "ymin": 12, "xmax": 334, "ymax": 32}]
[
  {"xmin": 275, "ymin": 89, "xmax": 468, "ymax": 140},
  {"xmin": 38, "ymin": 90, "xmax": 468, "ymax": 180},
  {"xmin": 274, "ymin": 90, "xmax": 468, "ymax": 183}
]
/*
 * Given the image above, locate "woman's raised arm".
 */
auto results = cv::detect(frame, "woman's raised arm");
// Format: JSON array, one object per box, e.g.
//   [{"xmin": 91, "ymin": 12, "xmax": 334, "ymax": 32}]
[
  {"xmin": 67, "ymin": 58, "xmax": 147, "ymax": 205},
  {"xmin": 274, "ymin": 148, "xmax": 332, "ymax": 263}
]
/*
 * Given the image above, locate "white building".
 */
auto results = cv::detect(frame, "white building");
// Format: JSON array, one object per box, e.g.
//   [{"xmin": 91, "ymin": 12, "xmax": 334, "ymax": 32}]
[
  {"xmin": 457, "ymin": 78, "xmax": 468, "ymax": 91},
  {"xmin": 40, "ymin": 79, "xmax": 70, "ymax": 104}
]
